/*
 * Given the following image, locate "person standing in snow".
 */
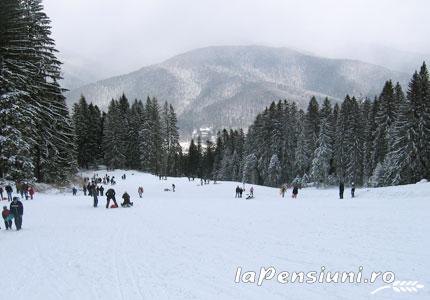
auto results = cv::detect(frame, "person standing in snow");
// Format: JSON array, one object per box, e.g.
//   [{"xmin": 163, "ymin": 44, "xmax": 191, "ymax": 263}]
[
  {"xmin": 87, "ymin": 182, "xmax": 92, "ymax": 196},
  {"xmin": 351, "ymin": 182, "xmax": 355, "ymax": 198},
  {"xmin": 22, "ymin": 182, "xmax": 29, "ymax": 200},
  {"xmin": 0, "ymin": 186, "xmax": 3, "ymax": 201},
  {"xmin": 92, "ymin": 185, "xmax": 98, "ymax": 207},
  {"xmin": 172, "ymin": 184, "xmax": 175, "ymax": 192},
  {"xmin": 83, "ymin": 184, "xmax": 87, "ymax": 196},
  {"xmin": 28, "ymin": 186, "xmax": 35, "ymax": 200},
  {"xmin": 2, "ymin": 206, "xmax": 13, "ymax": 230},
  {"xmin": 105, "ymin": 188, "xmax": 118, "ymax": 208},
  {"xmin": 10, "ymin": 197, "xmax": 23, "ymax": 230},
  {"xmin": 5, "ymin": 185, "xmax": 13, "ymax": 202},
  {"xmin": 292, "ymin": 185, "xmax": 299, "ymax": 198},
  {"xmin": 138, "ymin": 187, "xmax": 144, "ymax": 198},
  {"xmin": 250, "ymin": 186, "xmax": 254, "ymax": 197},
  {"xmin": 339, "ymin": 182, "xmax": 344, "ymax": 199},
  {"xmin": 72, "ymin": 187, "xmax": 77, "ymax": 196},
  {"xmin": 235, "ymin": 186, "xmax": 240, "ymax": 198},
  {"xmin": 280, "ymin": 185, "xmax": 286, "ymax": 198},
  {"xmin": 99, "ymin": 185, "xmax": 104, "ymax": 197},
  {"xmin": 121, "ymin": 192, "xmax": 133, "ymax": 207}
]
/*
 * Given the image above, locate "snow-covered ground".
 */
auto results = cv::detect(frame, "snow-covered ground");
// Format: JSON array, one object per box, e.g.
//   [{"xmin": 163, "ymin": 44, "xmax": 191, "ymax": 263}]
[{"xmin": 1, "ymin": 170, "xmax": 429, "ymax": 300}]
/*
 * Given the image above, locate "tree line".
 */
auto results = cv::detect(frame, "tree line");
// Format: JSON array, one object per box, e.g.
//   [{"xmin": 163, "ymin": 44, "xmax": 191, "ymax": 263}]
[
  {"xmin": 187, "ymin": 63, "xmax": 430, "ymax": 187},
  {"xmin": 72, "ymin": 94, "xmax": 183, "ymax": 177},
  {"xmin": 0, "ymin": 0, "xmax": 76, "ymax": 183}
]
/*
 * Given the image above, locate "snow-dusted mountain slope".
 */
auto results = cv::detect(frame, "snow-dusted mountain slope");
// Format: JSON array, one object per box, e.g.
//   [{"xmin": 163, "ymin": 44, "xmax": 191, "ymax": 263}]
[
  {"xmin": 1, "ymin": 170, "xmax": 428, "ymax": 300},
  {"xmin": 65, "ymin": 46, "xmax": 410, "ymax": 134}
]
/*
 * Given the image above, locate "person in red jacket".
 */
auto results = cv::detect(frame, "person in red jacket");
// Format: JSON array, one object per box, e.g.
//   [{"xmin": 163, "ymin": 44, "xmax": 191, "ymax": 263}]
[
  {"xmin": 28, "ymin": 186, "xmax": 35, "ymax": 200},
  {"xmin": 2, "ymin": 206, "xmax": 13, "ymax": 230}
]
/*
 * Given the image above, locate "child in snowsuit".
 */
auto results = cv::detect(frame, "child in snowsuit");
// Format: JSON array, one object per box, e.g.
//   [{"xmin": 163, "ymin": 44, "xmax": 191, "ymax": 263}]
[
  {"xmin": 28, "ymin": 186, "xmax": 35, "ymax": 200},
  {"xmin": 121, "ymin": 192, "xmax": 133, "ymax": 207},
  {"xmin": 2, "ymin": 206, "xmax": 13, "ymax": 230}
]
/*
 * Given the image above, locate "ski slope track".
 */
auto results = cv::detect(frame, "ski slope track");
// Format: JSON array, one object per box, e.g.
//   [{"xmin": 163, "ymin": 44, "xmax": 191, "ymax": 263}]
[{"xmin": 1, "ymin": 170, "xmax": 429, "ymax": 300}]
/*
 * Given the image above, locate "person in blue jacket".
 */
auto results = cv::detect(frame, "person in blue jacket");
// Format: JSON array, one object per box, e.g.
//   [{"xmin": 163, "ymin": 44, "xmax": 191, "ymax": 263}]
[{"xmin": 10, "ymin": 197, "xmax": 24, "ymax": 230}]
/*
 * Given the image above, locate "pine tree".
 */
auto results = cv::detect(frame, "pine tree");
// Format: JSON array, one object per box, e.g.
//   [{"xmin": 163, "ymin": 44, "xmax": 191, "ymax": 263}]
[
  {"xmin": 1, "ymin": 0, "xmax": 77, "ymax": 182},
  {"xmin": 311, "ymin": 98, "xmax": 333, "ymax": 185},
  {"xmin": 372, "ymin": 81, "xmax": 397, "ymax": 167}
]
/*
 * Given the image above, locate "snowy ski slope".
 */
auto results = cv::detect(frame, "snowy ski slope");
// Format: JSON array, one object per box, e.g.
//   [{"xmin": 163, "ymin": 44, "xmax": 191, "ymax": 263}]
[{"xmin": 0, "ymin": 170, "xmax": 428, "ymax": 300}]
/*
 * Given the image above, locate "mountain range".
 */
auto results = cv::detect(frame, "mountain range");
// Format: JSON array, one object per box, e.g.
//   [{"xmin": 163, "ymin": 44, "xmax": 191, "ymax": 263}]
[{"xmin": 65, "ymin": 45, "xmax": 410, "ymax": 136}]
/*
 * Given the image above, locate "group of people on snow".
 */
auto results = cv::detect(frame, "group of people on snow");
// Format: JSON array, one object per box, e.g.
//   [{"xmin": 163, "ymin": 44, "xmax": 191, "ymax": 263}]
[
  {"xmin": 277, "ymin": 181, "xmax": 356, "ymax": 199},
  {"xmin": 279, "ymin": 184, "xmax": 300, "ymax": 198},
  {"xmin": 1, "ymin": 197, "xmax": 24, "ymax": 231},
  {"xmin": 0, "ymin": 182, "xmax": 35, "ymax": 202},
  {"xmin": 78, "ymin": 173, "xmax": 135, "ymax": 208},
  {"xmin": 235, "ymin": 185, "xmax": 254, "ymax": 199},
  {"xmin": 339, "ymin": 182, "xmax": 355, "ymax": 199}
]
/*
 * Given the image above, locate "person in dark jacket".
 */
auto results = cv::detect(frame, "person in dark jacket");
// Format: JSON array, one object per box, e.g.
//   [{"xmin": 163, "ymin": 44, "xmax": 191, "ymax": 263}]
[
  {"xmin": 5, "ymin": 185, "xmax": 13, "ymax": 202},
  {"xmin": 292, "ymin": 185, "xmax": 299, "ymax": 198},
  {"xmin": 2, "ymin": 206, "xmax": 13, "ymax": 230},
  {"xmin": 92, "ymin": 185, "xmax": 98, "ymax": 207},
  {"xmin": 105, "ymin": 188, "xmax": 118, "ymax": 208},
  {"xmin": 99, "ymin": 186, "xmax": 104, "ymax": 197},
  {"xmin": 83, "ymin": 184, "xmax": 87, "ymax": 196},
  {"xmin": 0, "ymin": 186, "xmax": 3, "ymax": 201},
  {"xmin": 339, "ymin": 182, "xmax": 344, "ymax": 199},
  {"xmin": 351, "ymin": 182, "xmax": 355, "ymax": 198},
  {"xmin": 235, "ymin": 186, "xmax": 240, "ymax": 198},
  {"xmin": 87, "ymin": 183, "xmax": 92, "ymax": 196},
  {"xmin": 10, "ymin": 197, "xmax": 23, "ymax": 230},
  {"xmin": 121, "ymin": 192, "xmax": 133, "ymax": 207},
  {"xmin": 72, "ymin": 187, "xmax": 77, "ymax": 196}
]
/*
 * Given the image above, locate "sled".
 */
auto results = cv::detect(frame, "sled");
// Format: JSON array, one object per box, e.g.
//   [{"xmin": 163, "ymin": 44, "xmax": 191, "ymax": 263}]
[{"xmin": 110, "ymin": 204, "xmax": 118, "ymax": 208}]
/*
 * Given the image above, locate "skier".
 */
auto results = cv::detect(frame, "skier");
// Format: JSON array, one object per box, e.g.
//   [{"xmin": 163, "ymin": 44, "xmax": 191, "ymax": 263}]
[
  {"xmin": 121, "ymin": 192, "xmax": 133, "ymax": 207},
  {"xmin": 292, "ymin": 185, "xmax": 299, "ymax": 198},
  {"xmin": 72, "ymin": 187, "xmax": 77, "ymax": 196},
  {"xmin": 10, "ymin": 197, "xmax": 23, "ymax": 230},
  {"xmin": 339, "ymin": 182, "xmax": 344, "ymax": 199},
  {"xmin": 28, "ymin": 186, "xmax": 35, "ymax": 200},
  {"xmin": 5, "ymin": 185, "xmax": 13, "ymax": 202},
  {"xmin": 351, "ymin": 182, "xmax": 355, "ymax": 198},
  {"xmin": 99, "ymin": 185, "xmax": 104, "ymax": 197},
  {"xmin": 172, "ymin": 184, "xmax": 175, "ymax": 192},
  {"xmin": 280, "ymin": 185, "xmax": 286, "ymax": 198},
  {"xmin": 235, "ymin": 186, "xmax": 240, "ymax": 198},
  {"xmin": 105, "ymin": 188, "xmax": 118, "ymax": 208},
  {"xmin": 83, "ymin": 184, "xmax": 87, "ymax": 196},
  {"xmin": 2, "ymin": 206, "xmax": 13, "ymax": 230}
]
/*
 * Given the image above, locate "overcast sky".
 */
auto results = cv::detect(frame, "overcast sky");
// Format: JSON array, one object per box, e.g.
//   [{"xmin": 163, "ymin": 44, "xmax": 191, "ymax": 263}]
[{"xmin": 44, "ymin": 0, "xmax": 430, "ymax": 77}]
